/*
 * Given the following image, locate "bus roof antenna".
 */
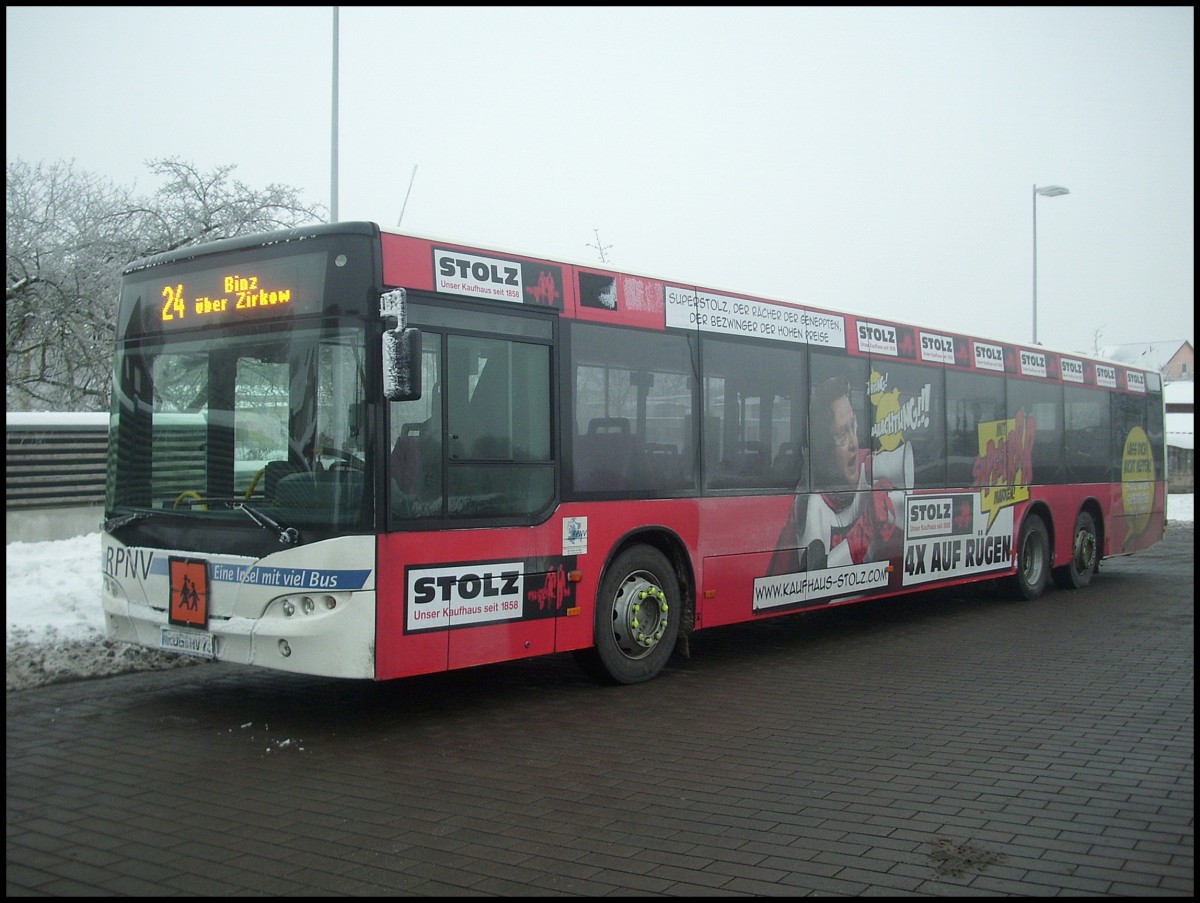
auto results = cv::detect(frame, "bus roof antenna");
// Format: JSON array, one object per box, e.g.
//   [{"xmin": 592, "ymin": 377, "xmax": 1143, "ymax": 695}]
[
  {"xmin": 397, "ymin": 164, "xmax": 418, "ymax": 227},
  {"xmin": 586, "ymin": 228, "xmax": 612, "ymax": 264}
]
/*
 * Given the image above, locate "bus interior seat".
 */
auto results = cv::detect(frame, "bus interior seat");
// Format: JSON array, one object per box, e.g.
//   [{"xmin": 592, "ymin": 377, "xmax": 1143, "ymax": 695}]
[
  {"xmin": 390, "ymin": 433, "xmax": 421, "ymax": 493},
  {"xmin": 589, "ymin": 417, "xmax": 631, "ymax": 436},
  {"xmin": 575, "ymin": 417, "xmax": 639, "ymax": 490},
  {"xmin": 643, "ymin": 441, "xmax": 682, "ymax": 485},
  {"xmin": 263, "ymin": 460, "xmax": 304, "ymax": 501},
  {"xmin": 727, "ymin": 440, "xmax": 768, "ymax": 477},
  {"xmin": 771, "ymin": 442, "xmax": 802, "ymax": 484},
  {"xmin": 275, "ymin": 470, "xmax": 364, "ymax": 509}
]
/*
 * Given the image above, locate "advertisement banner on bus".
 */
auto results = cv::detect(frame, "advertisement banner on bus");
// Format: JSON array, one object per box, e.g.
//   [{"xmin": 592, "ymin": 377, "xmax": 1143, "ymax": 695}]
[{"xmin": 404, "ymin": 557, "xmax": 578, "ymax": 633}]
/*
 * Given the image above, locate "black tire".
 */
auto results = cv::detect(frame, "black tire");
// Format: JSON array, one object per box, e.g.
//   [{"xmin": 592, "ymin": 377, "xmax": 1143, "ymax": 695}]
[
  {"xmin": 575, "ymin": 545, "xmax": 680, "ymax": 685},
  {"xmin": 1052, "ymin": 510, "xmax": 1098, "ymax": 590},
  {"xmin": 1008, "ymin": 512, "xmax": 1051, "ymax": 601}
]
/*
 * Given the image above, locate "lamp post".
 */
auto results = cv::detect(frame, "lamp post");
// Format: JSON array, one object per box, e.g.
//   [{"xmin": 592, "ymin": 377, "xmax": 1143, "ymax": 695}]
[
  {"xmin": 330, "ymin": 7, "xmax": 339, "ymax": 222},
  {"xmin": 1032, "ymin": 183, "xmax": 1069, "ymax": 345}
]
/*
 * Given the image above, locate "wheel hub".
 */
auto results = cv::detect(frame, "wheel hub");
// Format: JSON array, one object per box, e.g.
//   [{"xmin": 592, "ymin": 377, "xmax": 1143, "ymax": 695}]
[
  {"xmin": 611, "ymin": 573, "xmax": 669, "ymax": 659},
  {"xmin": 1075, "ymin": 529, "xmax": 1097, "ymax": 571}
]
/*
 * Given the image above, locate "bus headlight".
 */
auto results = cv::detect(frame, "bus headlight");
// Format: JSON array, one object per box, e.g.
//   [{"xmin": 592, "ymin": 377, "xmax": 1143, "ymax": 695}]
[{"xmin": 270, "ymin": 594, "xmax": 342, "ymax": 620}]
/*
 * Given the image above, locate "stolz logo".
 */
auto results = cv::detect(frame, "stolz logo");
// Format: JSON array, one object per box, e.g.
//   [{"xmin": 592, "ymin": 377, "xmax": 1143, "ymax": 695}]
[
  {"xmin": 1095, "ymin": 364, "xmax": 1117, "ymax": 388},
  {"xmin": 1126, "ymin": 370, "xmax": 1146, "ymax": 393},
  {"xmin": 435, "ymin": 249, "xmax": 524, "ymax": 303},
  {"xmin": 407, "ymin": 561, "xmax": 524, "ymax": 632},
  {"xmin": 907, "ymin": 497, "xmax": 954, "ymax": 537},
  {"xmin": 974, "ymin": 341, "xmax": 1005, "ymax": 372},
  {"xmin": 1061, "ymin": 358, "xmax": 1084, "ymax": 383},
  {"xmin": 438, "ymin": 255, "xmax": 518, "ymax": 286},
  {"xmin": 919, "ymin": 332, "xmax": 955, "ymax": 364},
  {"xmin": 1020, "ymin": 350, "xmax": 1047, "ymax": 379},
  {"xmin": 857, "ymin": 321, "xmax": 898, "ymax": 355}
]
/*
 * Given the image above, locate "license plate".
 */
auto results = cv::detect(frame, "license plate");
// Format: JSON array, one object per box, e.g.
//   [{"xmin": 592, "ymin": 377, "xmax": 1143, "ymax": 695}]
[{"xmin": 159, "ymin": 626, "xmax": 215, "ymax": 659}]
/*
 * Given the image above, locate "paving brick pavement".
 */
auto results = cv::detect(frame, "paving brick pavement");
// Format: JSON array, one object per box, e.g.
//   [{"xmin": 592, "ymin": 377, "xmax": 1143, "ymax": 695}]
[{"xmin": 7, "ymin": 523, "xmax": 1193, "ymax": 896}]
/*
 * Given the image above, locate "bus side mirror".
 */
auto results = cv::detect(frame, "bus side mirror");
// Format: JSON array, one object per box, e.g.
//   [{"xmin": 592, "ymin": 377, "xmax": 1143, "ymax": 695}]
[
  {"xmin": 383, "ymin": 327, "xmax": 422, "ymax": 401},
  {"xmin": 380, "ymin": 287, "xmax": 421, "ymax": 402}
]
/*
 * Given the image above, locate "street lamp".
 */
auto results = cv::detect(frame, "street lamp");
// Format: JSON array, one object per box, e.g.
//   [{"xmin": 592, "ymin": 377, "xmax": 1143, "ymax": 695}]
[
  {"xmin": 330, "ymin": 6, "xmax": 339, "ymax": 222},
  {"xmin": 1032, "ymin": 183, "xmax": 1069, "ymax": 345}
]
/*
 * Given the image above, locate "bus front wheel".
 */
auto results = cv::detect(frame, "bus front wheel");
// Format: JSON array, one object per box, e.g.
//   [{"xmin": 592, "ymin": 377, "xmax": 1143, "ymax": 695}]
[
  {"xmin": 1008, "ymin": 512, "xmax": 1050, "ymax": 601},
  {"xmin": 576, "ymin": 545, "xmax": 681, "ymax": 685},
  {"xmin": 1052, "ymin": 510, "xmax": 1098, "ymax": 590}
]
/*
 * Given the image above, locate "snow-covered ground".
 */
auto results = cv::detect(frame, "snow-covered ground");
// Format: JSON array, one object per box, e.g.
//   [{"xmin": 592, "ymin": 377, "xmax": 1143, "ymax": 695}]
[{"xmin": 6, "ymin": 494, "xmax": 1195, "ymax": 692}]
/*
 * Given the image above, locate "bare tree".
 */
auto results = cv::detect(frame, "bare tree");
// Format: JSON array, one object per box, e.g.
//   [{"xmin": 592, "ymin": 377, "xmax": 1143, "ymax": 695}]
[
  {"xmin": 6, "ymin": 158, "xmax": 327, "ymax": 412},
  {"xmin": 6, "ymin": 160, "xmax": 130, "ymax": 411}
]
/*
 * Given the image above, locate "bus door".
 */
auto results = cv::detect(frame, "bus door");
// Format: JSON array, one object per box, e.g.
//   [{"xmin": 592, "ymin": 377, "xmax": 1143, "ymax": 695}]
[{"xmin": 376, "ymin": 307, "xmax": 559, "ymax": 679}]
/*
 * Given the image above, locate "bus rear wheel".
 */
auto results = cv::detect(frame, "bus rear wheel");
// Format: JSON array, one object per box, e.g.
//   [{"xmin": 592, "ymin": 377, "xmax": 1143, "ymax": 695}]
[
  {"xmin": 1008, "ymin": 512, "xmax": 1050, "ymax": 601},
  {"xmin": 1052, "ymin": 510, "xmax": 1098, "ymax": 590},
  {"xmin": 576, "ymin": 545, "xmax": 680, "ymax": 685}
]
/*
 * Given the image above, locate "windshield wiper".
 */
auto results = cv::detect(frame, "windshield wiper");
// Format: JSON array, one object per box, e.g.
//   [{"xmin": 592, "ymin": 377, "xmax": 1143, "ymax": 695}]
[
  {"xmin": 103, "ymin": 511, "xmax": 153, "ymax": 531},
  {"xmin": 114, "ymin": 497, "xmax": 300, "ymax": 545},
  {"xmin": 234, "ymin": 502, "xmax": 299, "ymax": 545}
]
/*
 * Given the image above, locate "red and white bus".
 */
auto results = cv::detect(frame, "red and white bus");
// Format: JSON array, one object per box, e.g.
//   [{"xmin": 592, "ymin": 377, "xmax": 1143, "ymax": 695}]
[{"xmin": 101, "ymin": 222, "xmax": 1168, "ymax": 684}]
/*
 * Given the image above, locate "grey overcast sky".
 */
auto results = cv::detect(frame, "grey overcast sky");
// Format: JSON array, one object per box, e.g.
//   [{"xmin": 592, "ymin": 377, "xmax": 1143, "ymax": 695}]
[{"xmin": 6, "ymin": 6, "xmax": 1194, "ymax": 357}]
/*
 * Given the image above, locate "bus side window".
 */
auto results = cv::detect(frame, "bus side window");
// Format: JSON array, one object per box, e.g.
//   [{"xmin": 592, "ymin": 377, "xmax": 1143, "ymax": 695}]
[
  {"xmin": 389, "ymin": 403, "xmax": 442, "ymax": 515},
  {"xmin": 388, "ymin": 329, "xmax": 444, "ymax": 519}
]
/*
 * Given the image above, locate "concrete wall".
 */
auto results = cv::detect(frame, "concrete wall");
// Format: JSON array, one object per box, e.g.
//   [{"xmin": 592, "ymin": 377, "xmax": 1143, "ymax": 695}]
[
  {"xmin": 7, "ymin": 506, "xmax": 105, "ymax": 544},
  {"xmin": 7, "ymin": 413, "xmax": 107, "ymax": 543}
]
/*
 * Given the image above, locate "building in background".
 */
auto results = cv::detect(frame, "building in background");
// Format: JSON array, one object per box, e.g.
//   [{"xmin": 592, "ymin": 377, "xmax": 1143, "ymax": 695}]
[
  {"xmin": 1099, "ymin": 340, "xmax": 1193, "ymax": 382},
  {"xmin": 1164, "ymin": 380, "xmax": 1194, "ymax": 493}
]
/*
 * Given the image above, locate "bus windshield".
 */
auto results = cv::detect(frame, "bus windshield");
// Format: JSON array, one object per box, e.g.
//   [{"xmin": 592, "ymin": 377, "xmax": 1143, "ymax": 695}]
[{"xmin": 106, "ymin": 324, "xmax": 372, "ymax": 534}]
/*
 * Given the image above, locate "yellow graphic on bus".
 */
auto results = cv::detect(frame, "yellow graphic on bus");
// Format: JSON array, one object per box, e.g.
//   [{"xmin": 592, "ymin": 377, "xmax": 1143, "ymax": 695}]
[
  {"xmin": 975, "ymin": 414, "xmax": 1033, "ymax": 531},
  {"xmin": 869, "ymin": 369, "xmax": 905, "ymax": 452},
  {"xmin": 1120, "ymin": 426, "xmax": 1154, "ymax": 540}
]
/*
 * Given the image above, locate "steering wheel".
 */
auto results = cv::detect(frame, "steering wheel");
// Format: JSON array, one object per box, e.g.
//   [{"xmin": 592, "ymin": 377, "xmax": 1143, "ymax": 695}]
[
  {"xmin": 173, "ymin": 490, "xmax": 208, "ymax": 511},
  {"xmin": 321, "ymin": 447, "xmax": 364, "ymax": 472}
]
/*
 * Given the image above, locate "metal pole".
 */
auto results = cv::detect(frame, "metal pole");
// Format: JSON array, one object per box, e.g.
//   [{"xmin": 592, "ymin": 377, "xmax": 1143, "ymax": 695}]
[
  {"xmin": 331, "ymin": 7, "xmax": 339, "ymax": 223},
  {"xmin": 397, "ymin": 165, "xmax": 418, "ymax": 226},
  {"xmin": 1031, "ymin": 184, "xmax": 1068, "ymax": 346},
  {"xmin": 1032, "ymin": 183, "xmax": 1038, "ymax": 344}
]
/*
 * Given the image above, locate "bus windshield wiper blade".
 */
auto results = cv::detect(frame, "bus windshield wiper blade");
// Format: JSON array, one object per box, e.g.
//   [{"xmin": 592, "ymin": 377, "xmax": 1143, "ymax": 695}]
[
  {"xmin": 103, "ymin": 511, "xmax": 152, "ymax": 531},
  {"xmin": 168, "ymin": 496, "xmax": 300, "ymax": 545},
  {"xmin": 234, "ymin": 502, "xmax": 299, "ymax": 545}
]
